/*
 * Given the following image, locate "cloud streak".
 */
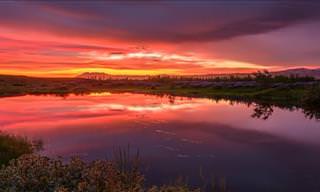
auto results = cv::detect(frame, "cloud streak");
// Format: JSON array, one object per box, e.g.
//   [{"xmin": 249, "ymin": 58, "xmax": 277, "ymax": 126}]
[
  {"xmin": 1, "ymin": 1, "xmax": 319, "ymax": 43},
  {"xmin": 0, "ymin": 1, "xmax": 319, "ymax": 76}
]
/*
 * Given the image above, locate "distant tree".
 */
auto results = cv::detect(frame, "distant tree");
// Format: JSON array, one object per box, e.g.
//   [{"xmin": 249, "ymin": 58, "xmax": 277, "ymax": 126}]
[
  {"xmin": 302, "ymin": 85, "xmax": 320, "ymax": 120},
  {"xmin": 253, "ymin": 70, "xmax": 273, "ymax": 86}
]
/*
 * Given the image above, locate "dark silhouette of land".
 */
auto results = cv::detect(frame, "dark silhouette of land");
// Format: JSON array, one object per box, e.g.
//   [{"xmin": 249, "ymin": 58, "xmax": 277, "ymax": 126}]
[{"xmin": 1, "ymin": 70, "xmax": 320, "ymax": 120}]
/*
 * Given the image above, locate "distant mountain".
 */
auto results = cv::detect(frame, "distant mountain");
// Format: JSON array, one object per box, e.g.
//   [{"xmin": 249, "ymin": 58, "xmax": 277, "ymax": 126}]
[
  {"xmin": 273, "ymin": 68, "xmax": 320, "ymax": 79},
  {"xmin": 77, "ymin": 72, "xmax": 111, "ymax": 80},
  {"xmin": 77, "ymin": 68, "xmax": 320, "ymax": 80},
  {"xmin": 77, "ymin": 72, "xmax": 150, "ymax": 80}
]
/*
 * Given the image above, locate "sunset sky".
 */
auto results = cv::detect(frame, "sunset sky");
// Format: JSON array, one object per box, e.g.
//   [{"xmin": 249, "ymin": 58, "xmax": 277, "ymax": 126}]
[{"xmin": 0, "ymin": 1, "xmax": 320, "ymax": 77}]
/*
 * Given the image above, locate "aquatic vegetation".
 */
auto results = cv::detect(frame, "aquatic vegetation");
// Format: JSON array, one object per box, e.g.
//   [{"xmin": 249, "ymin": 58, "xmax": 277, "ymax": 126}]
[{"xmin": 0, "ymin": 132, "xmax": 42, "ymax": 165}]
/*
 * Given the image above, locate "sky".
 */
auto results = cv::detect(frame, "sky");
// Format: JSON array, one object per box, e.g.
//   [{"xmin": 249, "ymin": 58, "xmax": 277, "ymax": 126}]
[{"xmin": 0, "ymin": 1, "xmax": 320, "ymax": 77}]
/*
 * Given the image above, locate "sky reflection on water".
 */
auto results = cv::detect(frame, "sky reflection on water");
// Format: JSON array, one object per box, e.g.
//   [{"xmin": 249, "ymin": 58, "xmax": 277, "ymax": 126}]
[{"xmin": 1, "ymin": 93, "xmax": 320, "ymax": 191}]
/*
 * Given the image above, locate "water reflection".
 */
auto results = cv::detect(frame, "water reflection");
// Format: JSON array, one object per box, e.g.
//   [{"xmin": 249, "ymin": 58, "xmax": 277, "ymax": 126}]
[
  {"xmin": 1, "ymin": 92, "xmax": 320, "ymax": 191},
  {"xmin": 251, "ymin": 104, "xmax": 274, "ymax": 120},
  {"xmin": 250, "ymin": 103, "xmax": 320, "ymax": 121},
  {"xmin": 26, "ymin": 91, "xmax": 320, "ymax": 121},
  {"xmin": 303, "ymin": 107, "xmax": 320, "ymax": 120}
]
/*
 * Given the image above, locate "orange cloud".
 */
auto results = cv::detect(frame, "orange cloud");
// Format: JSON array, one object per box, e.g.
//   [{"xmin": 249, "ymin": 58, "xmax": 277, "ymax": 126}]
[{"xmin": 0, "ymin": 2, "xmax": 317, "ymax": 77}]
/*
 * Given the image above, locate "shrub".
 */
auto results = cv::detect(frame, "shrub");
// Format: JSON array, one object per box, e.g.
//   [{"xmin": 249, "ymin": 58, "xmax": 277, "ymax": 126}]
[
  {"xmin": 0, "ymin": 133, "xmax": 42, "ymax": 165},
  {"xmin": 0, "ymin": 154, "xmax": 144, "ymax": 192},
  {"xmin": 0, "ymin": 136, "xmax": 226, "ymax": 192},
  {"xmin": 0, "ymin": 154, "xmax": 201, "ymax": 192}
]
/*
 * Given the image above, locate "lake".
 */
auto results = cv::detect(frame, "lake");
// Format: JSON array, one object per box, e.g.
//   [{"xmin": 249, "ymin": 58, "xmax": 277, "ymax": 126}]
[{"xmin": 1, "ymin": 92, "xmax": 320, "ymax": 191}]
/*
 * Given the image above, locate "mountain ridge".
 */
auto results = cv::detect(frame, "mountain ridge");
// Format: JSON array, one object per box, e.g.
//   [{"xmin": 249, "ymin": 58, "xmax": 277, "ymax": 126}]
[{"xmin": 77, "ymin": 68, "xmax": 320, "ymax": 80}]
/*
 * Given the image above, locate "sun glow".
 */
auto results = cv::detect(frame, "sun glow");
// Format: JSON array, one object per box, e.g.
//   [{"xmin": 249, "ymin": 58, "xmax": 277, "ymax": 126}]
[
  {"xmin": 0, "ymin": 66, "xmax": 179, "ymax": 77},
  {"xmin": 81, "ymin": 51, "xmax": 196, "ymax": 62},
  {"xmin": 0, "ymin": 2, "xmax": 318, "ymax": 78}
]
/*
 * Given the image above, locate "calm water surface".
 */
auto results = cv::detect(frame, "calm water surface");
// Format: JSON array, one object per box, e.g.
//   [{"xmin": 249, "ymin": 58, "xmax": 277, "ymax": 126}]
[{"xmin": 1, "ymin": 92, "xmax": 320, "ymax": 191}]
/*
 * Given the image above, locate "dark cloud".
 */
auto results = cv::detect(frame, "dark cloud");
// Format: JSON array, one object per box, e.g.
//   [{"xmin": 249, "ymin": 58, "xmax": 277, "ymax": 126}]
[
  {"xmin": 1, "ymin": 1, "xmax": 319, "ymax": 43},
  {"xmin": 171, "ymin": 2, "xmax": 320, "ymax": 42},
  {"xmin": 1, "ymin": 1, "xmax": 320, "ymax": 71}
]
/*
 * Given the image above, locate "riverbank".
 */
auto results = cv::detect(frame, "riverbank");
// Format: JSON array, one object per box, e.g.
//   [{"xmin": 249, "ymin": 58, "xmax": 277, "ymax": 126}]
[{"xmin": 0, "ymin": 74, "xmax": 317, "ymax": 108}]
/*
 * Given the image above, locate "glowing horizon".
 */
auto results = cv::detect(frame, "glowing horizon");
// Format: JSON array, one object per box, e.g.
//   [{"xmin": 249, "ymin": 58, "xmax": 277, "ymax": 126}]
[{"xmin": 0, "ymin": 1, "xmax": 319, "ymax": 77}]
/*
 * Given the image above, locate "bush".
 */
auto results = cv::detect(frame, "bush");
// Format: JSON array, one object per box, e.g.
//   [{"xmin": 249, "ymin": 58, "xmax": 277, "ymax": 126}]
[
  {"xmin": 0, "ymin": 154, "xmax": 201, "ymax": 192},
  {"xmin": 0, "ymin": 136, "xmax": 227, "ymax": 192},
  {"xmin": 303, "ymin": 85, "xmax": 320, "ymax": 107},
  {"xmin": 0, "ymin": 133, "xmax": 42, "ymax": 165}
]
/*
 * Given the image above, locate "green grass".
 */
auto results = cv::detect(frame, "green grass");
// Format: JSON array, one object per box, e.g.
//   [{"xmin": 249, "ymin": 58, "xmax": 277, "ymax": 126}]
[{"xmin": 0, "ymin": 133, "xmax": 41, "ymax": 165}]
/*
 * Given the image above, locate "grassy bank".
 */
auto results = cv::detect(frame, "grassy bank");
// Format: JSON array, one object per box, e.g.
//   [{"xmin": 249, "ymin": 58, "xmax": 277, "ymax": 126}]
[
  {"xmin": 120, "ymin": 86, "xmax": 306, "ymax": 106},
  {"xmin": 0, "ymin": 74, "xmax": 318, "ymax": 110}
]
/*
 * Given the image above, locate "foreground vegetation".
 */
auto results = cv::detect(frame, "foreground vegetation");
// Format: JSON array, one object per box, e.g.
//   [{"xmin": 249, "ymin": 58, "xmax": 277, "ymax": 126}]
[
  {"xmin": 0, "ymin": 134, "xmax": 226, "ymax": 191},
  {"xmin": 0, "ymin": 154, "xmax": 205, "ymax": 192},
  {"xmin": 0, "ymin": 133, "xmax": 41, "ymax": 165}
]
